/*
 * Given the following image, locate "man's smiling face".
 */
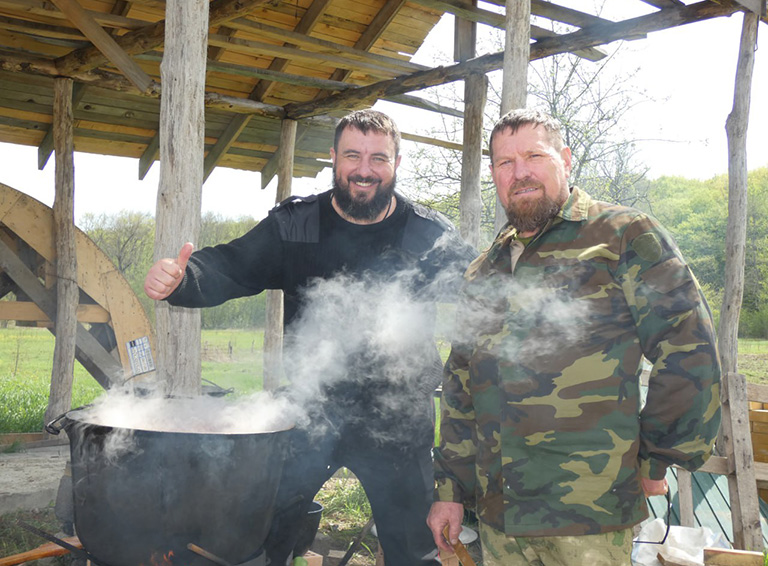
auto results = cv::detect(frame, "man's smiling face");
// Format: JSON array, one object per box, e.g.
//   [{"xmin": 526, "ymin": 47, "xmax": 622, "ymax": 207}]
[
  {"xmin": 490, "ymin": 123, "xmax": 572, "ymax": 237},
  {"xmin": 330, "ymin": 126, "xmax": 400, "ymax": 221}
]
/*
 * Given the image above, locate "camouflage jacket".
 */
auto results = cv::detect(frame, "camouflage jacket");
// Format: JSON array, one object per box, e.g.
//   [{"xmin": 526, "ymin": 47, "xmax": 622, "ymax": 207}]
[{"xmin": 433, "ymin": 187, "xmax": 721, "ymax": 537}]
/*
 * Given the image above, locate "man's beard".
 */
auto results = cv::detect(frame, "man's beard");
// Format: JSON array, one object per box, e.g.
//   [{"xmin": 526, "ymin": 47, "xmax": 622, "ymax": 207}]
[
  {"xmin": 332, "ymin": 171, "xmax": 396, "ymax": 221},
  {"xmin": 503, "ymin": 178, "xmax": 563, "ymax": 234}
]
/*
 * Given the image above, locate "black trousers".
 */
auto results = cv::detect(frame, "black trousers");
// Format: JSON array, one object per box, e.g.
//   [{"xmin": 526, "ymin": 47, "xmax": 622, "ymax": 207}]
[{"xmin": 263, "ymin": 421, "xmax": 439, "ymax": 566}]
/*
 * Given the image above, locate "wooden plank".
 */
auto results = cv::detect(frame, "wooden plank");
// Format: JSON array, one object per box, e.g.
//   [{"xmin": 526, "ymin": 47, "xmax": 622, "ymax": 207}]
[
  {"xmin": 54, "ymin": 0, "xmax": 273, "ymax": 74},
  {"xmin": 50, "ymin": 0, "xmax": 153, "ymax": 92},
  {"xmin": 263, "ymin": 118, "xmax": 296, "ymax": 392},
  {"xmin": 0, "ymin": 237, "xmax": 121, "ymax": 388},
  {"xmin": 0, "ymin": 301, "xmax": 110, "ymax": 322},
  {"xmin": 226, "ymin": 17, "xmax": 425, "ymax": 73},
  {"xmin": 283, "ymin": 1, "xmax": 739, "ymax": 119},
  {"xmin": 703, "ymin": 547, "xmax": 764, "ymax": 566},
  {"xmin": 101, "ymin": 269, "xmax": 156, "ymax": 377},
  {"xmin": 747, "ymin": 383, "xmax": 768, "ymax": 404},
  {"xmin": 678, "ymin": 468, "xmax": 695, "ymax": 527},
  {"xmin": 692, "ymin": 470, "xmax": 733, "ymax": 543}
]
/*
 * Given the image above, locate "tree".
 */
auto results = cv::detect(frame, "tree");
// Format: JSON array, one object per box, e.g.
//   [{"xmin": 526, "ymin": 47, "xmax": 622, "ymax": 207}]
[
  {"xmin": 402, "ymin": 41, "xmax": 651, "ymax": 242},
  {"xmin": 80, "ymin": 211, "xmax": 154, "ymax": 277},
  {"xmin": 81, "ymin": 211, "xmax": 266, "ymax": 330}
]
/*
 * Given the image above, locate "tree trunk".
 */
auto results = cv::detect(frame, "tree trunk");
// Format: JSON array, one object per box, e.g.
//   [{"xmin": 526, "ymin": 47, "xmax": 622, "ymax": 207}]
[
  {"xmin": 496, "ymin": 0, "xmax": 531, "ymax": 234},
  {"xmin": 719, "ymin": 11, "xmax": 758, "ymax": 376},
  {"xmin": 153, "ymin": 0, "xmax": 209, "ymax": 396},
  {"xmin": 45, "ymin": 77, "xmax": 78, "ymax": 429},
  {"xmin": 263, "ymin": 118, "xmax": 297, "ymax": 392}
]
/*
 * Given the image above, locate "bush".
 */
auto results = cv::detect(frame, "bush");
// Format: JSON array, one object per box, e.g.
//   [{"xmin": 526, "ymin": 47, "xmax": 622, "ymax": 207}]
[{"xmin": 740, "ymin": 309, "xmax": 768, "ymax": 339}]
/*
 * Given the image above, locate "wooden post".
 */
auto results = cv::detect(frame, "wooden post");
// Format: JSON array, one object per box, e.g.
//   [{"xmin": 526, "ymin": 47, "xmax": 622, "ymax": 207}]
[
  {"xmin": 718, "ymin": 11, "xmax": 759, "ymax": 377},
  {"xmin": 677, "ymin": 468, "xmax": 695, "ymax": 527},
  {"xmin": 460, "ymin": 73, "xmax": 487, "ymax": 248},
  {"xmin": 495, "ymin": 0, "xmax": 531, "ymax": 233},
  {"xmin": 721, "ymin": 372, "xmax": 762, "ymax": 551},
  {"xmin": 153, "ymin": 0, "xmax": 209, "ymax": 396},
  {"xmin": 44, "ymin": 77, "xmax": 78, "ymax": 428},
  {"xmin": 263, "ymin": 118, "xmax": 297, "ymax": 392},
  {"xmin": 455, "ymin": 1, "xmax": 485, "ymax": 248}
]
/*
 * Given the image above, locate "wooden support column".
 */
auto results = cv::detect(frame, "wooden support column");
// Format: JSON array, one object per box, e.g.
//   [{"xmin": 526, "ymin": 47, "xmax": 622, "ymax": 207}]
[
  {"xmin": 263, "ymin": 118, "xmax": 297, "ymax": 392},
  {"xmin": 721, "ymin": 372, "xmax": 762, "ymax": 550},
  {"xmin": 677, "ymin": 468, "xmax": 695, "ymax": 527},
  {"xmin": 44, "ymin": 77, "xmax": 78, "ymax": 428},
  {"xmin": 455, "ymin": 1, "xmax": 485, "ymax": 248},
  {"xmin": 460, "ymin": 73, "xmax": 486, "ymax": 248},
  {"xmin": 495, "ymin": 0, "xmax": 531, "ymax": 233},
  {"xmin": 153, "ymin": 0, "xmax": 209, "ymax": 396},
  {"xmin": 719, "ymin": 11, "xmax": 759, "ymax": 377}
]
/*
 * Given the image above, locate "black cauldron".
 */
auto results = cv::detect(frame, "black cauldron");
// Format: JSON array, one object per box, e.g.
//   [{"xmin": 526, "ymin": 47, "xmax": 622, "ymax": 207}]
[{"xmin": 47, "ymin": 401, "xmax": 293, "ymax": 566}]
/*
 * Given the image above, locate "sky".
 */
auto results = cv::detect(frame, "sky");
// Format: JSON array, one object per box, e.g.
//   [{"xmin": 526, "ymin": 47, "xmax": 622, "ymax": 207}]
[{"xmin": 0, "ymin": 4, "xmax": 765, "ymax": 225}]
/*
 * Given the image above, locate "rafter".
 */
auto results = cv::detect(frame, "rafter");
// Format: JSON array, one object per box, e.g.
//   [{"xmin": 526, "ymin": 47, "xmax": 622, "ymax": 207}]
[
  {"xmin": 410, "ymin": 0, "xmax": 607, "ymax": 61},
  {"xmin": 50, "ymin": 0, "xmax": 152, "ymax": 92},
  {"xmin": 202, "ymin": 0, "xmax": 334, "ymax": 181},
  {"xmin": 283, "ymin": 0, "xmax": 740, "ymax": 120},
  {"xmin": 54, "ymin": 0, "xmax": 272, "ymax": 75}
]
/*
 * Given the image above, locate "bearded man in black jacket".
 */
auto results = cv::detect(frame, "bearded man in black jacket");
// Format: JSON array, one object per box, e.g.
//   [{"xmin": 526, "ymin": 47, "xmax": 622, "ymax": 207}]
[{"xmin": 144, "ymin": 109, "xmax": 476, "ymax": 566}]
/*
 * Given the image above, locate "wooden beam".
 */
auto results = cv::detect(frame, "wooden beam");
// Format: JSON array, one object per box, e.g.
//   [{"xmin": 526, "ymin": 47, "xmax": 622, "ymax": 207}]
[
  {"xmin": 260, "ymin": 123, "xmax": 309, "ymax": 190},
  {"xmin": 0, "ymin": 301, "xmax": 109, "ymax": 323},
  {"xmin": 283, "ymin": 0, "xmax": 740, "ymax": 119},
  {"xmin": 203, "ymin": 114, "xmax": 250, "ymax": 181},
  {"xmin": 50, "ymin": 0, "xmax": 153, "ymax": 92},
  {"xmin": 640, "ymin": 0, "xmax": 684, "ymax": 8},
  {"xmin": 207, "ymin": 33, "xmax": 408, "ymax": 78},
  {"xmin": 412, "ymin": 0, "xmax": 607, "ymax": 61},
  {"xmin": 482, "ymin": 0, "xmax": 613, "ymax": 29},
  {"xmin": 225, "ymin": 17, "xmax": 426, "ymax": 74},
  {"xmin": 38, "ymin": 82, "xmax": 86, "ymax": 170},
  {"xmin": 322, "ymin": 0, "xmax": 408, "ymax": 86},
  {"xmin": 202, "ymin": 0, "xmax": 331, "ymax": 181},
  {"xmin": 0, "ymin": 0, "xmax": 149, "ymax": 32},
  {"xmin": 54, "ymin": 0, "xmax": 271, "ymax": 75},
  {"xmin": 0, "ymin": 237, "xmax": 122, "ymax": 388},
  {"xmin": 138, "ymin": 129, "xmax": 159, "ymax": 180},
  {"xmin": 263, "ymin": 118, "xmax": 297, "ymax": 392}
]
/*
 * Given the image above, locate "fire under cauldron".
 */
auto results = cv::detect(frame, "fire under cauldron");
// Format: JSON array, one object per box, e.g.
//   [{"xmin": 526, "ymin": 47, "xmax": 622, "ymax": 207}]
[{"xmin": 47, "ymin": 399, "xmax": 294, "ymax": 566}]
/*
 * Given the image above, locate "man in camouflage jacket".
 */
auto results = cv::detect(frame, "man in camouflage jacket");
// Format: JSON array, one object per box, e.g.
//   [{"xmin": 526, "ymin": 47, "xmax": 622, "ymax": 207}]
[{"xmin": 427, "ymin": 109, "xmax": 721, "ymax": 565}]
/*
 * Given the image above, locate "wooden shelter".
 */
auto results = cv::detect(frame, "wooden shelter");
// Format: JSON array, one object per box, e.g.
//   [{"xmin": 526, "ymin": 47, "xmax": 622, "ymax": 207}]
[
  {"xmin": 0, "ymin": 0, "xmax": 764, "ymax": 187},
  {"xmin": 0, "ymin": 0, "xmax": 767, "ymax": 552}
]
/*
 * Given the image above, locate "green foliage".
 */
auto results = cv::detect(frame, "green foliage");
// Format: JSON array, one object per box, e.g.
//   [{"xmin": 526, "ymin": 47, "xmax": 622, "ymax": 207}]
[
  {"xmin": 648, "ymin": 168, "xmax": 768, "ymax": 337},
  {"xmin": 80, "ymin": 210, "xmax": 265, "ymax": 330}
]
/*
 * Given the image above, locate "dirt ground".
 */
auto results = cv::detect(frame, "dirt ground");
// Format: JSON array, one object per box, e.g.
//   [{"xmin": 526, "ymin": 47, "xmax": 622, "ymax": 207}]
[{"xmin": 0, "ymin": 443, "xmax": 69, "ymax": 517}]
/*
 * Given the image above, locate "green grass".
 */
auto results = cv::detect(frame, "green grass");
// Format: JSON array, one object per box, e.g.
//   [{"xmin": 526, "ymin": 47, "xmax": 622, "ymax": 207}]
[
  {"xmin": 1, "ymin": 327, "xmax": 767, "ymax": 434},
  {"xmin": 0, "ymin": 327, "xmax": 265, "ymax": 433}
]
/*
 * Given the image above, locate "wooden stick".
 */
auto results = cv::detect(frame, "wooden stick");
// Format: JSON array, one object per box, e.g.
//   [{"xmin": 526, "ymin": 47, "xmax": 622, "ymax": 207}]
[
  {"xmin": 0, "ymin": 537, "xmax": 82, "ymax": 566},
  {"xmin": 442, "ymin": 525, "xmax": 477, "ymax": 566}
]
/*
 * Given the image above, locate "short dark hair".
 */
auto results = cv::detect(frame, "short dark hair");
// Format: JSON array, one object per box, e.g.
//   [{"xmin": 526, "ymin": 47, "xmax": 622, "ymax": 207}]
[
  {"xmin": 489, "ymin": 109, "xmax": 565, "ymax": 162},
  {"xmin": 334, "ymin": 109, "xmax": 401, "ymax": 157}
]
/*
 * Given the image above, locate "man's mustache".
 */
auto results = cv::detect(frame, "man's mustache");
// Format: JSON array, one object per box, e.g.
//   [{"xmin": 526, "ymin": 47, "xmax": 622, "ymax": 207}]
[{"xmin": 509, "ymin": 177, "xmax": 546, "ymax": 193}]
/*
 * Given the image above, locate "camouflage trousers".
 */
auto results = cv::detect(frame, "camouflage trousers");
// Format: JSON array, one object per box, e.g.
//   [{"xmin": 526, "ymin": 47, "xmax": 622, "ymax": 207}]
[{"xmin": 479, "ymin": 522, "xmax": 634, "ymax": 566}]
